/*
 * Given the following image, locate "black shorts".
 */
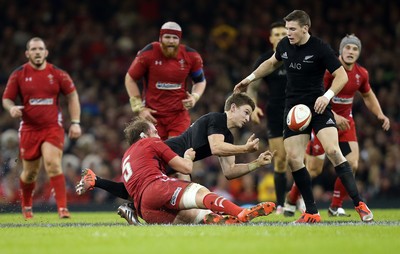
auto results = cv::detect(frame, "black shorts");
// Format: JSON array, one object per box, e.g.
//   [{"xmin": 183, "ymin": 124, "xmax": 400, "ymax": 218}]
[
  {"xmin": 266, "ymin": 103, "xmax": 285, "ymax": 139},
  {"xmin": 283, "ymin": 106, "xmax": 336, "ymax": 139}
]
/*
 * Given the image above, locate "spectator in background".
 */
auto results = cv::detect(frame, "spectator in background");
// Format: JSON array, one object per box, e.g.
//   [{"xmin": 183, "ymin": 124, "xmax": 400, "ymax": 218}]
[
  {"xmin": 2, "ymin": 37, "xmax": 81, "ymax": 219},
  {"xmin": 247, "ymin": 21, "xmax": 290, "ymax": 215},
  {"xmin": 126, "ymin": 21, "xmax": 206, "ymax": 140}
]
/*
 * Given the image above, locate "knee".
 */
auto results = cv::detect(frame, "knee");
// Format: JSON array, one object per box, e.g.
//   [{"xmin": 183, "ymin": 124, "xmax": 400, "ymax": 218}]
[
  {"xmin": 22, "ymin": 170, "xmax": 39, "ymax": 182},
  {"xmin": 43, "ymin": 159, "xmax": 62, "ymax": 175},
  {"xmin": 274, "ymin": 155, "xmax": 287, "ymax": 173}
]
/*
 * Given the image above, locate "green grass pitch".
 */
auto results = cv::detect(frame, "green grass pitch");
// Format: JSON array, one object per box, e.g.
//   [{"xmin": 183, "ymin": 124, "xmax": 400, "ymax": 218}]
[{"xmin": 1, "ymin": 209, "xmax": 399, "ymax": 254}]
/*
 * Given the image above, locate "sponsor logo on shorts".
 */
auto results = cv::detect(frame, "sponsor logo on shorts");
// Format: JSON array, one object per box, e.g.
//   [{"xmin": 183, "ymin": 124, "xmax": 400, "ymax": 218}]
[
  {"xmin": 29, "ymin": 98, "xmax": 54, "ymax": 105},
  {"xmin": 156, "ymin": 82, "xmax": 182, "ymax": 90},
  {"xmin": 170, "ymin": 187, "xmax": 182, "ymax": 206}
]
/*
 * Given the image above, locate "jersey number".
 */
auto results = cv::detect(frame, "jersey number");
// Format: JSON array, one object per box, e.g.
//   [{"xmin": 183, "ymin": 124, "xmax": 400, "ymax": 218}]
[{"xmin": 122, "ymin": 155, "xmax": 133, "ymax": 182}]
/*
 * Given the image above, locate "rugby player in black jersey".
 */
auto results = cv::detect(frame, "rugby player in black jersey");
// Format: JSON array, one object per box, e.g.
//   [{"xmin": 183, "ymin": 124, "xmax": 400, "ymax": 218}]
[
  {"xmin": 235, "ymin": 10, "xmax": 373, "ymax": 223},
  {"xmin": 76, "ymin": 93, "xmax": 276, "ymax": 224}
]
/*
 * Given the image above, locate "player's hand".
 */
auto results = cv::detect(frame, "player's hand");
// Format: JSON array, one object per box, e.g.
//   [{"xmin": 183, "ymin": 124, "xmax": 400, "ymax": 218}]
[
  {"xmin": 334, "ymin": 114, "xmax": 350, "ymax": 130},
  {"xmin": 245, "ymin": 133, "xmax": 260, "ymax": 152},
  {"xmin": 139, "ymin": 107, "xmax": 157, "ymax": 124},
  {"xmin": 183, "ymin": 148, "xmax": 196, "ymax": 161},
  {"xmin": 251, "ymin": 106, "xmax": 264, "ymax": 124},
  {"xmin": 378, "ymin": 114, "xmax": 390, "ymax": 131},
  {"xmin": 68, "ymin": 124, "xmax": 82, "ymax": 139},
  {"xmin": 256, "ymin": 150, "xmax": 276, "ymax": 166},
  {"xmin": 9, "ymin": 106, "xmax": 24, "ymax": 118},
  {"xmin": 182, "ymin": 92, "xmax": 197, "ymax": 110},
  {"xmin": 233, "ymin": 78, "xmax": 251, "ymax": 93},
  {"xmin": 314, "ymin": 96, "xmax": 329, "ymax": 114}
]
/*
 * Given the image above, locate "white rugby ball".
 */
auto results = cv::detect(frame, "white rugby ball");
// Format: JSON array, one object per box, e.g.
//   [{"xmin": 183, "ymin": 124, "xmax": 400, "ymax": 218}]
[{"xmin": 286, "ymin": 104, "xmax": 312, "ymax": 132}]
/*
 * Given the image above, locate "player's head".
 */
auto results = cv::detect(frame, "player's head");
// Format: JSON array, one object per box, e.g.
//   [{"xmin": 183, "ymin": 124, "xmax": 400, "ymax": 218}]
[
  {"xmin": 124, "ymin": 117, "xmax": 160, "ymax": 145},
  {"xmin": 224, "ymin": 93, "xmax": 255, "ymax": 128},
  {"xmin": 269, "ymin": 21, "xmax": 287, "ymax": 50},
  {"xmin": 339, "ymin": 34, "xmax": 362, "ymax": 65},
  {"xmin": 284, "ymin": 10, "xmax": 311, "ymax": 45},
  {"xmin": 159, "ymin": 21, "xmax": 182, "ymax": 58},
  {"xmin": 25, "ymin": 37, "xmax": 48, "ymax": 69}
]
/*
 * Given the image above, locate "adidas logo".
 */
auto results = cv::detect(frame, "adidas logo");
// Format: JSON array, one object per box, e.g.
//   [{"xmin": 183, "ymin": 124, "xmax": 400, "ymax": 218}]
[
  {"xmin": 281, "ymin": 52, "xmax": 288, "ymax": 59},
  {"xmin": 326, "ymin": 118, "xmax": 335, "ymax": 125}
]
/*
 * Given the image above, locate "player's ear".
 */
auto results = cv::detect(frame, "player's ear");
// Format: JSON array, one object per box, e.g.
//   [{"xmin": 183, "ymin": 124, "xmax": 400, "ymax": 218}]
[
  {"xmin": 140, "ymin": 132, "xmax": 147, "ymax": 139},
  {"xmin": 230, "ymin": 103, "xmax": 237, "ymax": 112},
  {"xmin": 25, "ymin": 50, "xmax": 29, "ymax": 59},
  {"xmin": 44, "ymin": 49, "xmax": 49, "ymax": 58}
]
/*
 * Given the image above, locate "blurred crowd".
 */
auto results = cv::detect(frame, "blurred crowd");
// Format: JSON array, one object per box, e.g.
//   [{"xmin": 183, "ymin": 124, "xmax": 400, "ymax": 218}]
[{"xmin": 0, "ymin": 0, "xmax": 399, "ymax": 208}]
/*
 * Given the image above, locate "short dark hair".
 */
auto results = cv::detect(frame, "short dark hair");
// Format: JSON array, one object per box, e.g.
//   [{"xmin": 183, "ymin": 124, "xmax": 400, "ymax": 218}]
[
  {"xmin": 284, "ymin": 10, "xmax": 311, "ymax": 28},
  {"xmin": 26, "ymin": 37, "xmax": 46, "ymax": 50},
  {"xmin": 224, "ymin": 93, "xmax": 255, "ymax": 111},
  {"xmin": 270, "ymin": 21, "xmax": 285, "ymax": 31},
  {"xmin": 124, "ymin": 117, "xmax": 151, "ymax": 145}
]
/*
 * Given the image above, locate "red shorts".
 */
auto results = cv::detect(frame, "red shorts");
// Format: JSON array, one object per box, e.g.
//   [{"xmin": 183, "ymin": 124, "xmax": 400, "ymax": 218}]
[
  {"xmin": 139, "ymin": 177, "xmax": 190, "ymax": 224},
  {"xmin": 19, "ymin": 127, "xmax": 65, "ymax": 160},
  {"xmin": 306, "ymin": 117, "xmax": 357, "ymax": 156},
  {"xmin": 156, "ymin": 110, "xmax": 190, "ymax": 140}
]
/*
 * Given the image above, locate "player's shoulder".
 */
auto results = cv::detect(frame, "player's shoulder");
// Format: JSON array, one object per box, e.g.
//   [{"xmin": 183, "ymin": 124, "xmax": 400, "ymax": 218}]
[
  {"xmin": 181, "ymin": 44, "xmax": 198, "ymax": 53},
  {"xmin": 354, "ymin": 63, "xmax": 369, "ymax": 77},
  {"xmin": 137, "ymin": 42, "xmax": 157, "ymax": 56},
  {"xmin": 47, "ymin": 63, "xmax": 70, "ymax": 76},
  {"xmin": 9, "ymin": 65, "xmax": 25, "ymax": 76}
]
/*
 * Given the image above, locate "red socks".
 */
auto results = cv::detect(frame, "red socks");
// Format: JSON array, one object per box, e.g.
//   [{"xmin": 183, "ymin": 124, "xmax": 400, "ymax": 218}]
[
  {"xmin": 331, "ymin": 177, "xmax": 348, "ymax": 208},
  {"xmin": 288, "ymin": 183, "xmax": 301, "ymax": 204},
  {"xmin": 20, "ymin": 179, "xmax": 35, "ymax": 207},
  {"xmin": 203, "ymin": 193, "xmax": 243, "ymax": 216},
  {"xmin": 50, "ymin": 174, "xmax": 68, "ymax": 209}
]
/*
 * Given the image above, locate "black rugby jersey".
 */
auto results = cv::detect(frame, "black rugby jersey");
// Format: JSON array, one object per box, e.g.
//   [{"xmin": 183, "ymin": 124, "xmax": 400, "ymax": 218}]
[
  {"xmin": 165, "ymin": 112, "xmax": 234, "ymax": 161},
  {"xmin": 275, "ymin": 36, "xmax": 341, "ymax": 108},
  {"xmin": 253, "ymin": 49, "xmax": 287, "ymax": 104}
]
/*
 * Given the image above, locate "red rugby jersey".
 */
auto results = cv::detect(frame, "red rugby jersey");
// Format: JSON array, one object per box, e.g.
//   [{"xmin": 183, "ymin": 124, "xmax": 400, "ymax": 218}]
[
  {"xmin": 127, "ymin": 42, "xmax": 203, "ymax": 117},
  {"xmin": 3, "ymin": 63, "xmax": 76, "ymax": 131},
  {"xmin": 324, "ymin": 63, "xmax": 371, "ymax": 118}
]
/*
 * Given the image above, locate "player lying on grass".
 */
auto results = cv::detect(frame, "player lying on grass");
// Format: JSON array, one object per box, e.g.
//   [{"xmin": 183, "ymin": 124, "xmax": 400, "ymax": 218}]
[
  {"xmin": 76, "ymin": 93, "xmax": 276, "ymax": 224},
  {"xmin": 98, "ymin": 117, "xmax": 276, "ymax": 224}
]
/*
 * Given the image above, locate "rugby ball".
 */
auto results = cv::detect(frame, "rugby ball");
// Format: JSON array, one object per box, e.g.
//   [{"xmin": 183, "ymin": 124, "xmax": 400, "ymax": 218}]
[{"xmin": 286, "ymin": 104, "xmax": 312, "ymax": 132}]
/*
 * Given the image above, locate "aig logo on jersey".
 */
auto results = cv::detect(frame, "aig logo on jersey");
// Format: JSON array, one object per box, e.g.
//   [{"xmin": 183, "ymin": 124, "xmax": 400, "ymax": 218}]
[{"xmin": 289, "ymin": 62, "xmax": 302, "ymax": 70}]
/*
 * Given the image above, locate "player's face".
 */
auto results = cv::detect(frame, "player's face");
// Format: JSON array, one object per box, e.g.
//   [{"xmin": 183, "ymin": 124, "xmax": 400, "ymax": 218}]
[
  {"xmin": 147, "ymin": 124, "xmax": 160, "ymax": 138},
  {"xmin": 232, "ymin": 104, "xmax": 253, "ymax": 128},
  {"xmin": 25, "ymin": 40, "xmax": 48, "ymax": 69},
  {"xmin": 340, "ymin": 44, "xmax": 360, "ymax": 65},
  {"xmin": 160, "ymin": 34, "xmax": 180, "ymax": 58},
  {"xmin": 285, "ymin": 21, "xmax": 308, "ymax": 45},
  {"xmin": 269, "ymin": 27, "xmax": 287, "ymax": 49}
]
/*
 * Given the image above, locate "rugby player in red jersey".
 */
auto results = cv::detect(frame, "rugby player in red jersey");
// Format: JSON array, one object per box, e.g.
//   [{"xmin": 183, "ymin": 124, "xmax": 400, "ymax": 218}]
[
  {"xmin": 126, "ymin": 21, "xmax": 206, "ymax": 140},
  {"xmin": 2, "ymin": 37, "xmax": 82, "ymax": 219}
]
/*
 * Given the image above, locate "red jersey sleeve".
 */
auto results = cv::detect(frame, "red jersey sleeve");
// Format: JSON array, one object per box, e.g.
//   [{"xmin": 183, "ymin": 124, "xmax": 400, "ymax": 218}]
[
  {"xmin": 55, "ymin": 68, "xmax": 76, "ymax": 95},
  {"xmin": 151, "ymin": 138, "xmax": 178, "ymax": 163},
  {"xmin": 2, "ymin": 69, "xmax": 20, "ymax": 101},
  {"xmin": 357, "ymin": 66, "xmax": 371, "ymax": 94},
  {"xmin": 127, "ymin": 44, "xmax": 152, "ymax": 80}
]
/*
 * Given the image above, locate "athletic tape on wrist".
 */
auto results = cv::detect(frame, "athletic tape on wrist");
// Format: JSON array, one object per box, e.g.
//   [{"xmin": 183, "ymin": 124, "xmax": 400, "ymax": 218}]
[
  {"xmin": 323, "ymin": 89, "xmax": 335, "ymax": 101},
  {"xmin": 246, "ymin": 73, "xmax": 256, "ymax": 82}
]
